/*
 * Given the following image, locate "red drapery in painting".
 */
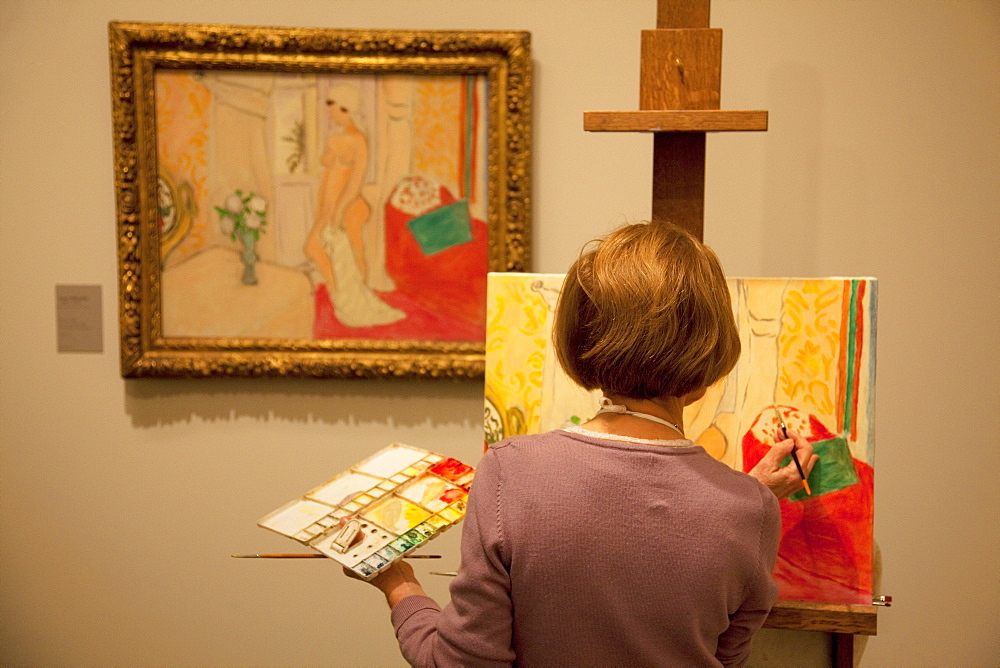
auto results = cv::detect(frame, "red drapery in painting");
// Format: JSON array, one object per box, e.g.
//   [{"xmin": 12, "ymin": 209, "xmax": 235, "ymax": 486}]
[{"xmin": 743, "ymin": 413, "xmax": 874, "ymax": 605}]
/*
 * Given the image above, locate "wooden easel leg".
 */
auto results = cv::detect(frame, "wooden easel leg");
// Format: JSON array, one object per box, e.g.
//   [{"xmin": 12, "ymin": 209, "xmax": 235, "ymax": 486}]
[
  {"xmin": 651, "ymin": 132, "xmax": 706, "ymax": 240},
  {"xmin": 833, "ymin": 633, "xmax": 855, "ymax": 668}
]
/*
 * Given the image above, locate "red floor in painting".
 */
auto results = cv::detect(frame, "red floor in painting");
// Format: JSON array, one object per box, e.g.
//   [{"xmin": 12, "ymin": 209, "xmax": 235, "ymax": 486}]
[
  {"xmin": 312, "ymin": 284, "xmax": 484, "ymax": 342},
  {"xmin": 312, "ymin": 186, "xmax": 488, "ymax": 343}
]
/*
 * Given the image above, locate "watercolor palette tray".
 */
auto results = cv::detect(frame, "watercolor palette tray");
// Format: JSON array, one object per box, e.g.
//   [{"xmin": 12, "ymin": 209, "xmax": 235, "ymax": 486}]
[{"xmin": 258, "ymin": 443, "xmax": 475, "ymax": 579}]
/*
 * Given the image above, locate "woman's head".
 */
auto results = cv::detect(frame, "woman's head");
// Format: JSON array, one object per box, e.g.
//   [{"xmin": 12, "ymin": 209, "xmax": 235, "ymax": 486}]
[
  {"xmin": 553, "ymin": 220, "xmax": 740, "ymax": 400},
  {"xmin": 325, "ymin": 82, "xmax": 362, "ymax": 127}
]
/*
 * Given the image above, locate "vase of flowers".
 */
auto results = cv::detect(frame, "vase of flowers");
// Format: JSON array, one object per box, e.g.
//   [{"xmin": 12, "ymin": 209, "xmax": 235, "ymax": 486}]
[{"xmin": 216, "ymin": 190, "xmax": 267, "ymax": 285}]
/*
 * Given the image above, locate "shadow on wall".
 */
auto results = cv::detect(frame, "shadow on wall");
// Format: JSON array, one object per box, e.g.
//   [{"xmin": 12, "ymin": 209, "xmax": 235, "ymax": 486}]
[{"xmin": 123, "ymin": 377, "xmax": 483, "ymax": 429}]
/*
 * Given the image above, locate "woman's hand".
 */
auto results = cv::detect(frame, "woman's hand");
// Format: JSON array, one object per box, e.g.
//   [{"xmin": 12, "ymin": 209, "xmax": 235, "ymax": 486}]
[
  {"xmin": 343, "ymin": 560, "xmax": 429, "ymax": 609},
  {"xmin": 748, "ymin": 430, "xmax": 819, "ymax": 500}
]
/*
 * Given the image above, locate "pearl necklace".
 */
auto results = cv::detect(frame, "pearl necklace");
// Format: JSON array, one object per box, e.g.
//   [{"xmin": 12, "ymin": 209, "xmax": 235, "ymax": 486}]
[{"xmin": 595, "ymin": 397, "xmax": 684, "ymax": 437}]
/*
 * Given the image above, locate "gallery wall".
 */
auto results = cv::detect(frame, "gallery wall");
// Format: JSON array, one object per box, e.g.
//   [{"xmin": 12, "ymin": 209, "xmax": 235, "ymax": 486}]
[{"xmin": 1, "ymin": 0, "xmax": 998, "ymax": 665}]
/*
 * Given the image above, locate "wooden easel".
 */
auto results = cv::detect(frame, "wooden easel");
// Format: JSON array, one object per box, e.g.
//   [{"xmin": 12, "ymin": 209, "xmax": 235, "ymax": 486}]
[{"xmin": 584, "ymin": 1, "xmax": 879, "ymax": 665}]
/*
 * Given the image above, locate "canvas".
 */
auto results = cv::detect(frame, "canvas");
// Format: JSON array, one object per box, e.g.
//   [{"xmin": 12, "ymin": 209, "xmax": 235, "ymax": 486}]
[
  {"xmin": 484, "ymin": 273, "xmax": 877, "ymax": 605},
  {"xmin": 258, "ymin": 443, "xmax": 475, "ymax": 579}
]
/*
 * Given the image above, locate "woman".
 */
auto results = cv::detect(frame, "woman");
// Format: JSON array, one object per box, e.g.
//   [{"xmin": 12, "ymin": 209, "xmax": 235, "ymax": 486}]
[
  {"xmin": 351, "ymin": 221, "xmax": 814, "ymax": 666},
  {"xmin": 304, "ymin": 82, "xmax": 404, "ymax": 328}
]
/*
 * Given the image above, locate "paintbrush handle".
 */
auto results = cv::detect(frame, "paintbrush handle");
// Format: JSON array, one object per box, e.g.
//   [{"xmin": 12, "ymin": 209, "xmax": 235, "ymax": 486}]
[
  {"xmin": 231, "ymin": 553, "xmax": 325, "ymax": 558},
  {"xmin": 231, "ymin": 553, "xmax": 442, "ymax": 559},
  {"xmin": 788, "ymin": 448, "xmax": 812, "ymax": 495}
]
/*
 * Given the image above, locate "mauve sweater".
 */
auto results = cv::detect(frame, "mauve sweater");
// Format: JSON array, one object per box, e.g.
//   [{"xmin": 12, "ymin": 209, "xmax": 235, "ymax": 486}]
[{"xmin": 390, "ymin": 428, "xmax": 780, "ymax": 667}]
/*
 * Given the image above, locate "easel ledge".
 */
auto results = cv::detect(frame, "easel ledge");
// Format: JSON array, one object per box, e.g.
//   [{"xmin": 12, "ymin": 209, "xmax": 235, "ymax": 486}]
[{"xmin": 764, "ymin": 600, "xmax": 877, "ymax": 636}]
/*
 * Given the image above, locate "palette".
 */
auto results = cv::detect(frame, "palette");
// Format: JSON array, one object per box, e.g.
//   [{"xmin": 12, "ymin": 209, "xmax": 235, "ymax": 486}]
[{"xmin": 258, "ymin": 443, "xmax": 475, "ymax": 579}]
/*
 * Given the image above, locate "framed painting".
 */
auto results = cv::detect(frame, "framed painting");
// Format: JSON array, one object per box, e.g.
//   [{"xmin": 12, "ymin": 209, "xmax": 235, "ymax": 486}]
[{"xmin": 109, "ymin": 22, "xmax": 531, "ymax": 378}]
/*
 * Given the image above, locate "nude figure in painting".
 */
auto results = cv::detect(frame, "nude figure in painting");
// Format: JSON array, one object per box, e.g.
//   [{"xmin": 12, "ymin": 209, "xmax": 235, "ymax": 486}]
[{"xmin": 303, "ymin": 82, "xmax": 404, "ymax": 328}]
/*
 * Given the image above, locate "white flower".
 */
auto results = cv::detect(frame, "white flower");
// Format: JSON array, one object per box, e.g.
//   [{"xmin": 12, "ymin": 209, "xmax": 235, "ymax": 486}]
[
  {"xmin": 248, "ymin": 195, "xmax": 266, "ymax": 214},
  {"xmin": 224, "ymin": 192, "xmax": 243, "ymax": 214},
  {"xmin": 219, "ymin": 215, "xmax": 235, "ymax": 236},
  {"xmin": 244, "ymin": 212, "xmax": 263, "ymax": 230}
]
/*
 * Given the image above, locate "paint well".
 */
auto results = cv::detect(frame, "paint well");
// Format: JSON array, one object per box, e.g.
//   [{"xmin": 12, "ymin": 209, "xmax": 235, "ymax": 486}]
[
  {"xmin": 429, "ymin": 458, "xmax": 475, "ymax": 487},
  {"xmin": 307, "ymin": 471, "xmax": 381, "ymax": 506},
  {"xmin": 439, "ymin": 506, "xmax": 463, "ymax": 522},
  {"xmin": 258, "ymin": 498, "xmax": 336, "ymax": 537},
  {"xmin": 361, "ymin": 496, "xmax": 432, "ymax": 533},
  {"xmin": 355, "ymin": 444, "xmax": 428, "ymax": 477},
  {"xmin": 397, "ymin": 474, "xmax": 463, "ymax": 512}
]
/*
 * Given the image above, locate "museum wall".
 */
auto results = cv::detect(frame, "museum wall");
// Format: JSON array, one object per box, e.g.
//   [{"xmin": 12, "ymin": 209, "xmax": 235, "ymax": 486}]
[{"xmin": 1, "ymin": 0, "xmax": 997, "ymax": 665}]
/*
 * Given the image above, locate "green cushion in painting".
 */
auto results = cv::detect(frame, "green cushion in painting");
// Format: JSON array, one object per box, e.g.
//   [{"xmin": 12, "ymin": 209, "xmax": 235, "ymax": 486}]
[
  {"xmin": 785, "ymin": 437, "xmax": 861, "ymax": 502},
  {"xmin": 406, "ymin": 200, "xmax": 473, "ymax": 256}
]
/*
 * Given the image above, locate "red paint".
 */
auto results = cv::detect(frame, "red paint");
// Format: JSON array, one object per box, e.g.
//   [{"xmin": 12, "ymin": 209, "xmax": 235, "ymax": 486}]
[
  {"xmin": 439, "ymin": 488, "xmax": 465, "ymax": 504},
  {"xmin": 313, "ymin": 284, "xmax": 482, "ymax": 341},
  {"xmin": 384, "ymin": 185, "xmax": 487, "ymax": 332},
  {"xmin": 429, "ymin": 458, "xmax": 475, "ymax": 488},
  {"xmin": 742, "ymin": 409, "xmax": 874, "ymax": 605}
]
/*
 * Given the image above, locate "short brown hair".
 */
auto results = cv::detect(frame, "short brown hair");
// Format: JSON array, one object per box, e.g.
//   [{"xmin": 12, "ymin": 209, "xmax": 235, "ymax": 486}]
[{"xmin": 553, "ymin": 220, "xmax": 740, "ymax": 399}]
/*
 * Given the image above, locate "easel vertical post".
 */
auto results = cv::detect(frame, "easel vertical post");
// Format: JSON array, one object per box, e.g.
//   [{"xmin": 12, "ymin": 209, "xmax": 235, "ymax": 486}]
[
  {"xmin": 834, "ymin": 631, "xmax": 855, "ymax": 668},
  {"xmin": 656, "ymin": 0, "xmax": 710, "ymax": 29},
  {"xmin": 643, "ymin": 0, "xmax": 720, "ymax": 240},
  {"xmin": 651, "ymin": 134, "xmax": 706, "ymax": 239}
]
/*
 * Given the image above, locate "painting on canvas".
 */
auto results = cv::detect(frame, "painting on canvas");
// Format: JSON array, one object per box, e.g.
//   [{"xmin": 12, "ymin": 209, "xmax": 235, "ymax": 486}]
[
  {"xmin": 485, "ymin": 273, "xmax": 877, "ymax": 605},
  {"xmin": 156, "ymin": 70, "xmax": 490, "ymax": 343}
]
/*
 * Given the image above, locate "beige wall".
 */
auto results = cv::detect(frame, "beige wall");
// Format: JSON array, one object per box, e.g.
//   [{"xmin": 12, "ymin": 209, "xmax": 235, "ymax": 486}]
[{"xmin": 2, "ymin": 0, "xmax": 997, "ymax": 665}]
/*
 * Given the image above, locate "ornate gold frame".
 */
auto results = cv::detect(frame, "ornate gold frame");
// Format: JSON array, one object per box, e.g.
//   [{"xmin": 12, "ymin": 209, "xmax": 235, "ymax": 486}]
[{"xmin": 109, "ymin": 22, "xmax": 531, "ymax": 379}]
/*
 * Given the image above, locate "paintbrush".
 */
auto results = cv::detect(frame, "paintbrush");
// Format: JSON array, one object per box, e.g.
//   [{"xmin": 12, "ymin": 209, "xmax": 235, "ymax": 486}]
[
  {"xmin": 231, "ymin": 553, "xmax": 442, "ymax": 559},
  {"xmin": 774, "ymin": 406, "xmax": 811, "ymax": 496}
]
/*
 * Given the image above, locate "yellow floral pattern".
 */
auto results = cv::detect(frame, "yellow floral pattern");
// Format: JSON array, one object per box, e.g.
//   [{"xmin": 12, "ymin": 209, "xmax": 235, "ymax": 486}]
[
  {"xmin": 412, "ymin": 79, "xmax": 462, "ymax": 197},
  {"xmin": 485, "ymin": 274, "xmax": 557, "ymax": 441},
  {"xmin": 778, "ymin": 280, "xmax": 844, "ymax": 427}
]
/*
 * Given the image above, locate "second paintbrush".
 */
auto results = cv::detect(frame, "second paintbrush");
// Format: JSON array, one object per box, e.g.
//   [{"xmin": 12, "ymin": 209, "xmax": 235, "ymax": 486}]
[{"xmin": 232, "ymin": 553, "xmax": 442, "ymax": 559}]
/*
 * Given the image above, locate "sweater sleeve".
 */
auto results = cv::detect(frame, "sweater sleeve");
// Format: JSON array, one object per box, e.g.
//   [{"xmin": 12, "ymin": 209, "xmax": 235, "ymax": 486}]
[
  {"xmin": 715, "ymin": 482, "xmax": 781, "ymax": 666},
  {"xmin": 391, "ymin": 446, "xmax": 516, "ymax": 667}
]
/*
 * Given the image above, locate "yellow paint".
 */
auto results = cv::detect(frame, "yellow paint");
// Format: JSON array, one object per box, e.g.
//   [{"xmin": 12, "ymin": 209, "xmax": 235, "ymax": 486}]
[
  {"xmin": 778, "ymin": 280, "xmax": 843, "ymax": 428},
  {"xmin": 361, "ymin": 497, "xmax": 431, "ymax": 534},
  {"xmin": 438, "ymin": 507, "xmax": 461, "ymax": 522},
  {"xmin": 484, "ymin": 274, "xmax": 555, "ymax": 441}
]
